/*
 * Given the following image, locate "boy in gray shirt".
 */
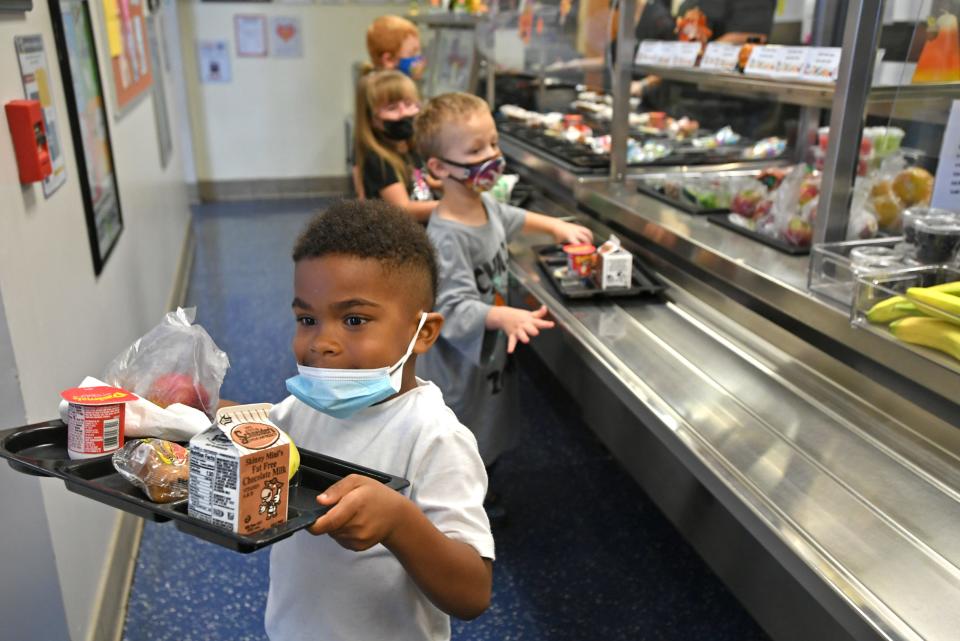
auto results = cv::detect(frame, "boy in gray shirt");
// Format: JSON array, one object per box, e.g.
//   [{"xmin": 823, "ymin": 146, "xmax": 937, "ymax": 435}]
[{"xmin": 414, "ymin": 93, "xmax": 592, "ymax": 472}]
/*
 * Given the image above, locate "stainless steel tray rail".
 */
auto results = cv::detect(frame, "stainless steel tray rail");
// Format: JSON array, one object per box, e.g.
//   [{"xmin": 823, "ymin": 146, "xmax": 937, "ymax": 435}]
[{"xmin": 509, "ymin": 196, "xmax": 960, "ymax": 641}]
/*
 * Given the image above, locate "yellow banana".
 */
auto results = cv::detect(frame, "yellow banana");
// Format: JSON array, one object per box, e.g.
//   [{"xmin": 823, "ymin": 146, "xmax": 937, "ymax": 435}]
[
  {"xmin": 865, "ymin": 296, "xmax": 919, "ymax": 323},
  {"xmin": 890, "ymin": 316, "xmax": 960, "ymax": 361},
  {"xmin": 906, "ymin": 287, "xmax": 960, "ymax": 325},
  {"xmin": 930, "ymin": 280, "xmax": 960, "ymax": 295},
  {"xmin": 289, "ymin": 439, "xmax": 300, "ymax": 480}
]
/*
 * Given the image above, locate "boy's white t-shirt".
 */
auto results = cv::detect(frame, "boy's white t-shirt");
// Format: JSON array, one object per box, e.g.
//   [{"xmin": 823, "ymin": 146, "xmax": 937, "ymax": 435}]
[{"xmin": 264, "ymin": 379, "xmax": 494, "ymax": 641}]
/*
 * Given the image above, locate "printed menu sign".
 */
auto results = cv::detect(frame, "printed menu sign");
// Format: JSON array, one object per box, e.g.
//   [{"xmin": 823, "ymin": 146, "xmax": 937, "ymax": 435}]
[
  {"xmin": 652, "ymin": 40, "xmax": 673, "ymax": 67},
  {"xmin": 800, "ymin": 47, "xmax": 842, "ymax": 83},
  {"xmin": 635, "ymin": 40, "xmax": 660, "ymax": 66},
  {"xmin": 932, "ymin": 100, "xmax": 960, "ymax": 211},
  {"xmin": 772, "ymin": 46, "xmax": 808, "ymax": 79},
  {"xmin": 670, "ymin": 41, "xmax": 701, "ymax": 68},
  {"xmin": 699, "ymin": 42, "xmax": 741, "ymax": 72},
  {"xmin": 743, "ymin": 45, "xmax": 782, "ymax": 77}
]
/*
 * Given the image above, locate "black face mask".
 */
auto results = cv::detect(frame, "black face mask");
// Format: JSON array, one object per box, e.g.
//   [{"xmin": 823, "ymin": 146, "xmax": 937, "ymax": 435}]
[{"xmin": 381, "ymin": 117, "xmax": 415, "ymax": 141}]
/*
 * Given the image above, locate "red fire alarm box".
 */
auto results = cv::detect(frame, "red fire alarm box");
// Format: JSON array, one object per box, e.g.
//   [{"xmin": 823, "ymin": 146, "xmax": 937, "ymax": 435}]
[{"xmin": 5, "ymin": 99, "xmax": 52, "ymax": 184}]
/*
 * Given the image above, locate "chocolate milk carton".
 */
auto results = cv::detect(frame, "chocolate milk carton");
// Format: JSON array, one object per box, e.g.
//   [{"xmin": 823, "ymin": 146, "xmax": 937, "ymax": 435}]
[
  {"xmin": 593, "ymin": 235, "xmax": 633, "ymax": 290},
  {"xmin": 188, "ymin": 403, "xmax": 290, "ymax": 534}
]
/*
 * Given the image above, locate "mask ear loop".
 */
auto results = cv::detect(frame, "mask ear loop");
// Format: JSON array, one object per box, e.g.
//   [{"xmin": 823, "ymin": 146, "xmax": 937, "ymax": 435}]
[{"xmin": 388, "ymin": 312, "xmax": 429, "ymax": 375}]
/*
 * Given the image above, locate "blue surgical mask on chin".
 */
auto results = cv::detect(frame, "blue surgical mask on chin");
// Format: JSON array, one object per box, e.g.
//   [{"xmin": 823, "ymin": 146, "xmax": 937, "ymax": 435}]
[{"xmin": 285, "ymin": 313, "xmax": 427, "ymax": 419}]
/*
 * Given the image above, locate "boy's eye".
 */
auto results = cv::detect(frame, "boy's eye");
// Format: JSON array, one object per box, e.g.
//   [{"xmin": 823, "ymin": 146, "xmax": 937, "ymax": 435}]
[
  {"xmin": 344, "ymin": 315, "xmax": 367, "ymax": 327},
  {"xmin": 296, "ymin": 315, "xmax": 316, "ymax": 326}
]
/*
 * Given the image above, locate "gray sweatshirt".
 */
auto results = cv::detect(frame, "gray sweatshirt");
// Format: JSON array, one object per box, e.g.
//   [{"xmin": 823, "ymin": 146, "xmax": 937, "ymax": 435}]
[{"xmin": 416, "ymin": 193, "xmax": 527, "ymax": 466}]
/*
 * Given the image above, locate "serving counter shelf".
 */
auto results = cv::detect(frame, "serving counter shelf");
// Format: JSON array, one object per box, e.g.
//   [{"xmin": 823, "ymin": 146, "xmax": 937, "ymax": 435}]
[
  {"xmin": 510, "ymin": 191, "xmax": 960, "ymax": 641},
  {"xmin": 576, "ymin": 180, "xmax": 960, "ymax": 421},
  {"xmin": 634, "ymin": 63, "xmax": 960, "ymax": 125}
]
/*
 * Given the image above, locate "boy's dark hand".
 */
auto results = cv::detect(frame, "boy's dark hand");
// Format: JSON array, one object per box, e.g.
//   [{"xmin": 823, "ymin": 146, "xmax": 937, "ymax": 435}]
[{"xmin": 307, "ymin": 474, "xmax": 410, "ymax": 551}]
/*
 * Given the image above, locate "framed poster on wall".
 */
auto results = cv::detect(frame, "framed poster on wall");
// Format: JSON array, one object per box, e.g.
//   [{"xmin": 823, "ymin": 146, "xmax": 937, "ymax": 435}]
[
  {"xmin": 99, "ymin": 0, "xmax": 154, "ymax": 115},
  {"xmin": 49, "ymin": 0, "xmax": 124, "ymax": 276}
]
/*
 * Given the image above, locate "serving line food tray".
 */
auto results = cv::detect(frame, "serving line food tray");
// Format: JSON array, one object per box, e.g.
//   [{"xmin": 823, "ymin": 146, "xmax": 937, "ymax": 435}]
[
  {"xmin": 533, "ymin": 244, "xmax": 665, "ymax": 299},
  {"xmin": 0, "ymin": 420, "xmax": 409, "ymax": 553}
]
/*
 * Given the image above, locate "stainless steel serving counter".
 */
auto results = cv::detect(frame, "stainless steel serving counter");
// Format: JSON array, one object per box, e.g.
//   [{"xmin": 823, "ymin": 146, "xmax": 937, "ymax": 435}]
[
  {"xmin": 577, "ymin": 181, "xmax": 960, "ymax": 428},
  {"xmin": 510, "ymin": 193, "xmax": 960, "ymax": 641}
]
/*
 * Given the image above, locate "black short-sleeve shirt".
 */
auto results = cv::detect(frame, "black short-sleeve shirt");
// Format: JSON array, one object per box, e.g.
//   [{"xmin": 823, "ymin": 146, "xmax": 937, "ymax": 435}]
[{"xmin": 361, "ymin": 151, "xmax": 433, "ymax": 202}]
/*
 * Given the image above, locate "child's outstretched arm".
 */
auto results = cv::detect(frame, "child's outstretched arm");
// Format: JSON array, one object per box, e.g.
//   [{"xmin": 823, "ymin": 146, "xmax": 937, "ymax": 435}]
[
  {"xmin": 521, "ymin": 211, "xmax": 593, "ymax": 244},
  {"xmin": 486, "ymin": 304, "xmax": 554, "ymax": 353},
  {"xmin": 308, "ymin": 475, "xmax": 492, "ymax": 619}
]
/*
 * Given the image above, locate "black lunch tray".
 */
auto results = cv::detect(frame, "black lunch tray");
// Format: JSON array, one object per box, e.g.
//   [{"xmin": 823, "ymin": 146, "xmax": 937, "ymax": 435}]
[
  {"xmin": 0, "ymin": 420, "xmax": 410, "ymax": 553},
  {"xmin": 707, "ymin": 214, "xmax": 811, "ymax": 256},
  {"xmin": 635, "ymin": 181, "xmax": 730, "ymax": 216},
  {"xmin": 534, "ymin": 244, "xmax": 665, "ymax": 300}
]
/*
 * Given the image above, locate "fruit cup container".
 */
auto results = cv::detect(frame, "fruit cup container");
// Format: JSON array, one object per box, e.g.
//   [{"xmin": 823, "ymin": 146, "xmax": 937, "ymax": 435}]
[
  {"xmin": 851, "ymin": 264, "xmax": 960, "ymax": 368},
  {"xmin": 808, "ymin": 237, "xmax": 910, "ymax": 308}
]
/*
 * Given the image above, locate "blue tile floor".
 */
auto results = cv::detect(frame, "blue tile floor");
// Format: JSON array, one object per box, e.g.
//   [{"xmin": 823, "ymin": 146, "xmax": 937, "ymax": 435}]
[{"xmin": 122, "ymin": 198, "xmax": 771, "ymax": 641}]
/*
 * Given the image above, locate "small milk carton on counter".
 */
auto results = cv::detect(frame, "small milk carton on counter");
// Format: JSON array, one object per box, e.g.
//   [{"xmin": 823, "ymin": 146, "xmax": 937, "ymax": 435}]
[
  {"xmin": 593, "ymin": 235, "xmax": 633, "ymax": 290},
  {"xmin": 188, "ymin": 403, "xmax": 290, "ymax": 535}
]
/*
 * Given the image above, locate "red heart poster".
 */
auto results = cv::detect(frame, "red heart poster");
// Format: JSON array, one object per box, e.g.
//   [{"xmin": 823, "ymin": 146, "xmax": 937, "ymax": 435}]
[{"xmin": 269, "ymin": 17, "xmax": 302, "ymax": 58}]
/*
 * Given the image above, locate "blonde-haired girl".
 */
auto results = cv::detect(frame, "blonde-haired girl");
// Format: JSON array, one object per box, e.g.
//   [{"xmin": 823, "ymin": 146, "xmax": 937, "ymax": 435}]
[{"xmin": 354, "ymin": 70, "xmax": 437, "ymax": 222}]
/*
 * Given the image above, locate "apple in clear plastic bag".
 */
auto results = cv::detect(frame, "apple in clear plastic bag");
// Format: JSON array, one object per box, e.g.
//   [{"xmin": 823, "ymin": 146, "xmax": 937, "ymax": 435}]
[
  {"xmin": 146, "ymin": 373, "xmax": 211, "ymax": 412},
  {"xmin": 784, "ymin": 216, "xmax": 813, "ymax": 247}
]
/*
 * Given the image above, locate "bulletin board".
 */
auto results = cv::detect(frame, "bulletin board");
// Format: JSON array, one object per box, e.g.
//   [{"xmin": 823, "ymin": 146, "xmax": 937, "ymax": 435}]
[
  {"xmin": 100, "ymin": 0, "xmax": 154, "ymax": 115},
  {"xmin": 49, "ymin": 0, "xmax": 124, "ymax": 276}
]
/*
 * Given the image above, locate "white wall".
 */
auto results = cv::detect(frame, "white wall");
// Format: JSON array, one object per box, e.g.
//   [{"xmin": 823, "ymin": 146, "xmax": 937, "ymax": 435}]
[
  {"xmin": 0, "ymin": 289, "xmax": 72, "ymax": 641},
  {"xmin": 178, "ymin": 1, "xmax": 396, "ymax": 182},
  {"xmin": 0, "ymin": 0, "xmax": 192, "ymax": 637}
]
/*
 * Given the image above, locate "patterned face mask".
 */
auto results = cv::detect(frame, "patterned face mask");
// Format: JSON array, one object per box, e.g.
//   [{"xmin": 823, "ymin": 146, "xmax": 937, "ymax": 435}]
[{"xmin": 440, "ymin": 155, "xmax": 506, "ymax": 193}]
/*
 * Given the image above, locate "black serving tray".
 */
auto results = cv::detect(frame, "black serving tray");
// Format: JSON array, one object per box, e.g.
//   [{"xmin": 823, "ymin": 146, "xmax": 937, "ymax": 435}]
[
  {"xmin": 707, "ymin": 214, "xmax": 811, "ymax": 256},
  {"xmin": 636, "ymin": 181, "xmax": 730, "ymax": 216},
  {"xmin": 534, "ymin": 244, "xmax": 665, "ymax": 299},
  {"xmin": 0, "ymin": 420, "xmax": 409, "ymax": 553}
]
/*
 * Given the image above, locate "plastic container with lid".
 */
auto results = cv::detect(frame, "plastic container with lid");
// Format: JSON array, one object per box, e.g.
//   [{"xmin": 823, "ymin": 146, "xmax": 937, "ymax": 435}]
[
  {"xmin": 902, "ymin": 207, "xmax": 958, "ymax": 245},
  {"xmin": 563, "ymin": 243, "xmax": 597, "ymax": 277},
  {"xmin": 849, "ymin": 245, "xmax": 904, "ymax": 272},
  {"xmin": 914, "ymin": 217, "xmax": 960, "ymax": 264}
]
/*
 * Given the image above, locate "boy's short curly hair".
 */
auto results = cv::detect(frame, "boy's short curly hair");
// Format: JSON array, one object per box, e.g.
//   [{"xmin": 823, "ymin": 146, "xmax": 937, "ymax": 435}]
[
  {"xmin": 415, "ymin": 92, "xmax": 490, "ymax": 160},
  {"xmin": 293, "ymin": 200, "xmax": 438, "ymax": 307}
]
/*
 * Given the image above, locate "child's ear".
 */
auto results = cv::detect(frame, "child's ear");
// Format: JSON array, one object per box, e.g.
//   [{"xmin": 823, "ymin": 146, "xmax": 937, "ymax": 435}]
[
  {"xmin": 426, "ymin": 157, "xmax": 448, "ymax": 180},
  {"xmin": 381, "ymin": 52, "xmax": 397, "ymax": 69},
  {"xmin": 413, "ymin": 312, "xmax": 444, "ymax": 354}
]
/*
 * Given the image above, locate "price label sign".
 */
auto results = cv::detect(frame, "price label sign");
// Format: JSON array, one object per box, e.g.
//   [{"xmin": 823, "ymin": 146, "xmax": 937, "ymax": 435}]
[
  {"xmin": 932, "ymin": 100, "xmax": 960, "ymax": 211},
  {"xmin": 743, "ymin": 45, "xmax": 783, "ymax": 77},
  {"xmin": 670, "ymin": 41, "xmax": 702, "ymax": 68},
  {"xmin": 635, "ymin": 39, "xmax": 660, "ymax": 66},
  {"xmin": 699, "ymin": 42, "xmax": 741, "ymax": 72},
  {"xmin": 800, "ymin": 47, "xmax": 842, "ymax": 83},
  {"xmin": 772, "ymin": 46, "xmax": 808, "ymax": 79},
  {"xmin": 653, "ymin": 40, "xmax": 674, "ymax": 67}
]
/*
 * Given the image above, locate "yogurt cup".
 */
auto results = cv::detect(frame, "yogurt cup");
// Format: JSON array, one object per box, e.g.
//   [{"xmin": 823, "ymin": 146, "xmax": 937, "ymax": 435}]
[
  {"xmin": 60, "ymin": 386, "xmax": 137, "ymax": 459},
  {"xmin": 563, "ymin": 243, "xmax": 597, "ymax": 278}
]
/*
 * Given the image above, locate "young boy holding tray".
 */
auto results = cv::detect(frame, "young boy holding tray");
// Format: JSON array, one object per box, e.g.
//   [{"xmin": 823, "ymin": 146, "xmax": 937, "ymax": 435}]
[
  {"xmin": 265, "ymin": 200, "xmax": 493, "ymax": 641},
  {"xmin": 414, "ymin": 92, "xmax": 593, "ymax": 470}
]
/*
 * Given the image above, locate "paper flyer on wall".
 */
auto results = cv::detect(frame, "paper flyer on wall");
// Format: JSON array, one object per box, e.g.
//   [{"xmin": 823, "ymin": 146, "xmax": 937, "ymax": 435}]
[
  {"xmin": 14, "ymin": 35, "xmax": 67, "ymax": 198},
  {"xmin": 198, "ymin": 40, "xmax": 231, "ymax": 83},
  {"xmin": 270, "ymin": 16, "xmax": 302, "ymax": 58}
]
